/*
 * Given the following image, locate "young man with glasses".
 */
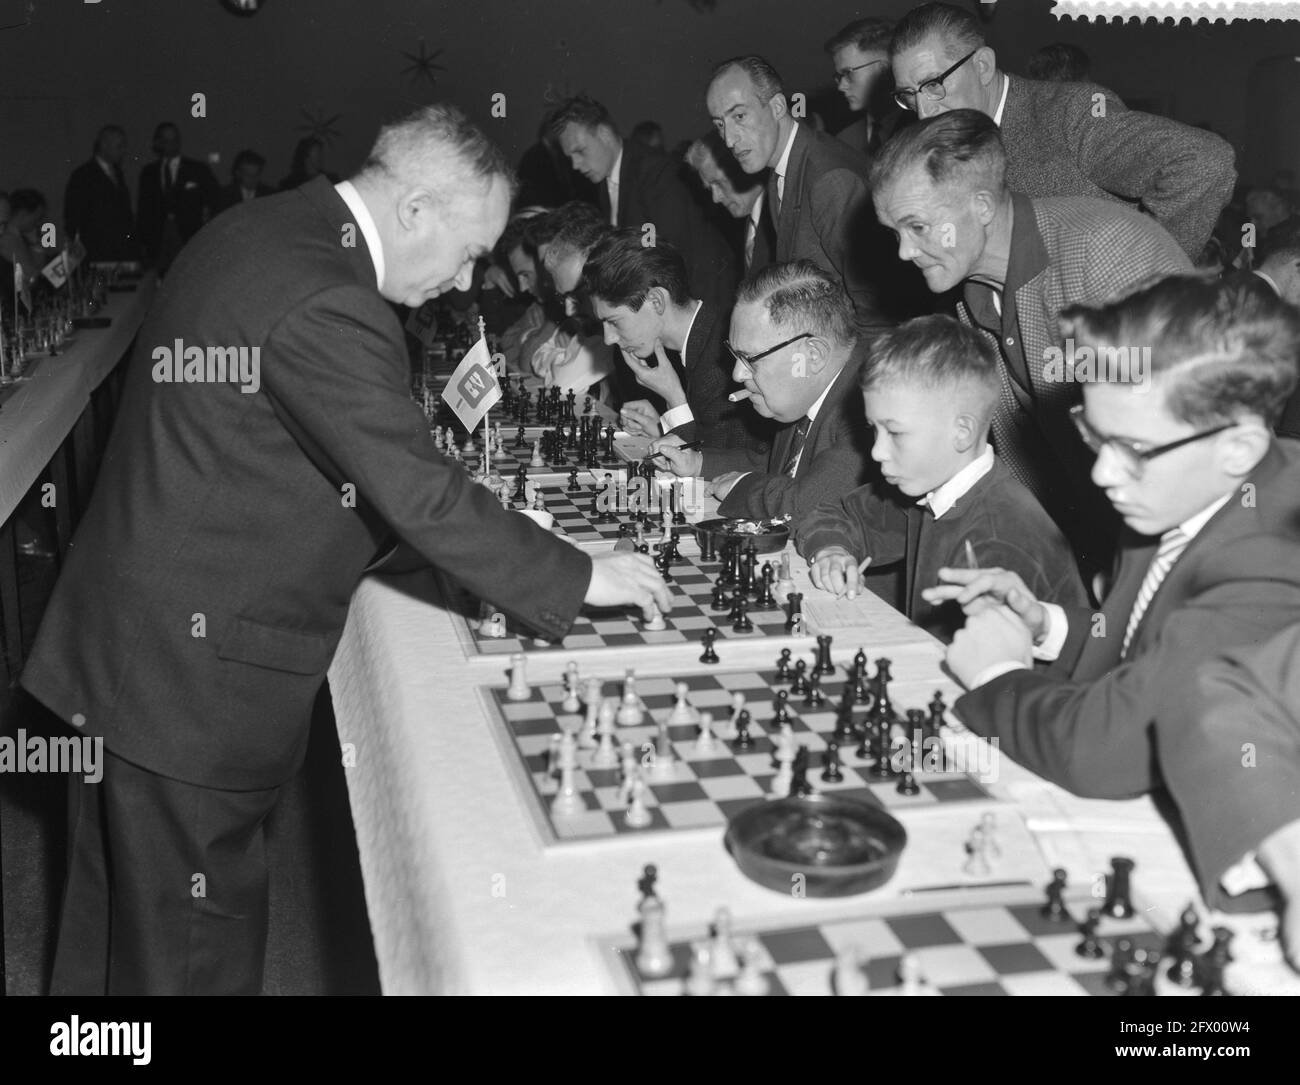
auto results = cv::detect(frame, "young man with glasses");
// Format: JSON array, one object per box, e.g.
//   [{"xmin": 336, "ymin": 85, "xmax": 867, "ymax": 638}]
[
  {"xmin": 888, "ymin": 2, "xmax": 1234, "ymax": 260},
  {"xmin": 920, "ymin": 274, "xmax": 1300, "ymax": 804},
  {"xmin": 824, "ymin": 18, "xmax": 905, "ymax": 161}
]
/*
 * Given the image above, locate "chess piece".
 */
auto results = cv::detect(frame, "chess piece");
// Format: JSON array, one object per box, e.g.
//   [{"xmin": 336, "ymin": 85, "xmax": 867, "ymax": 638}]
[
  {"xmin": 789, "ymin": 659, "xmax": 809, "ymax": 696},
  {"xmin": 832, "ymin": 699, "xmax": 857, "ymax": 744},
  {"xmin": 685, "ymin": 943, "xmax": 716, "ymax": 997},
  {"xmin": 699, "ymin": 628, "xmax": 720, "ymax": 664},
  {"xmin": 561, "ymin": 661, "xmax": 581, "ymax": 712},
  {"xmin": 786, "ymin": 592, "xmax": 804, "ymax": 635},
  {"xmin": 895, "ymin": 770, "xmax": 919, "ymax": 796},
  {"xmin": 592, "ymin": 699, "xmax": 620, "ymax": 767},
  {"xmin": 833, "ymin": 947, "xmax": 867, "ymax": 996},
  {"xmin": 1075, "ymin": 907, "xmax": 1106, "ymax": 959},
  {"xmin": 709, "ymin": 908, "xmax": 740, "ymax": 982},
  {"xmin": 567, "ymin": 468, "xmax": 580, "ymax": 492},
  {"xmin": 811, "ymin": 634, "xmax": 835, "ymax": 679},
  {"xmin": 644, "ymin": 604, "xmax": 667, "ymax": 631},
  {"xmin": 1101, "ymin": 856, "xmax": 1136, "ymax": 919},
  {"xmin": 635, "ymin": 896, "xmax": 673, "ymax": 978},
  {"xmin": 734, "ymin": 939, "xmax": 769, "ymax": 996},
  {"xmin": 710, "ymin": 582, "xmax": 730, "ymax": 611},
  {"xmin": 789, "ymin": 746, "xmax": 814, "ymax": 798},
  {"xmin": 733, "ymin": 710, "xmax": 753, "ymax": 749},
  {"xmin": 623, "ymin": 775, "xmax": 653, "ymax": 828},
  {"xmin": 549, "ymin": 733, "xmax": 583, "ymax": 817},
  {"xmin": 772, "ymin": 689, "xmax": 792, "ymax": 725},
  {"xmin": 617, "ymin": 671, "xmax": 644, "ymax": 726},
  {"xmin": 803, "ymin": 670, "xmax": 825, "ymax": 708},
  {"xmin": 1106, "ymin": 938, "xmax": 1135, "ymax": 994},
  {"xmin": 731, "ymin": 594, "xmax": 753, "ymax": 633},
  {"xmin": 774, "ymin": 648, "xmax": 792, "ymax": 683},
  {"xmin": 529, "ymin": 439, "xmax": 544, "ymax": 468},
  {"xmin": 695, "ymin": 712, "xmax": 717, "ymax": 754},
  {"xmin": 506, "ymin": 653, "xmax": 531, "ymax": 701},
  {"xmin": 668, "ymin": 682, "xmax": 700, "ymax": 726},
  {"xmin": 1042, "ymin": 869, "xmax": 1070, "ymax": 922},
  {"xmin": 1165, "ymin": 904, "xmax": 1201, "ymax": 988},
  {"xmin": 821, "ymin": 742, "xmax": 844, "ymax": 783}
]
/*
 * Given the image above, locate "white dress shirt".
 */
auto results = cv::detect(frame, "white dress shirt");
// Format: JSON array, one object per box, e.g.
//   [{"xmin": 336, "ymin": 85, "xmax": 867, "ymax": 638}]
[
  {"xmin": 772, "ymin": 124, "xmax": 799, "ymax": 207},
  {"xmin": 659, "ymin": 301, "xmax": 703, "ymax": 433},
  {"xmin": 334, "ymin": 180, "xmax": 386, "ymax": 290},
  {"xmin": 919, "ymin": 446, "xmax": 996, "ymax": 520},
  {"xmin": 992, "ymin": 74, "xmax": 1010, "ymax": 126},
  {"xmin": 606, "ymin": 146, "xmax": 623, "ymax": 226}
]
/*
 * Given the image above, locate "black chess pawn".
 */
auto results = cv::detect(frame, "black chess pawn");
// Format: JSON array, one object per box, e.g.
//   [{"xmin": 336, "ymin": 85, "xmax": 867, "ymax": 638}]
[
  {"xmin": 638, "ymin": 863, "xmax": 659, "ymax": 902},
  {"xmin": 710, "ymin": 583, "xmax": 730, "ymax": 611},
  {"xmin": 1101, "ymin": 856, "xmax": 1136, "ymax": 919},
  {"xmin": 868, "ymin": 723, "xmax": 895, "ymax": 779},
  {"xmin": 512, "ymin": 466, "xmax": 529, "ymax": 503},
  {"xmin": 820, "ymin": 742, "xmax": 844, "ymax": 783},
  {"xmin": 803, "ymin": 670, "xmax": 825, "ymax": 708},
  {"xmin": 789, "ymin": 747, "xmax": 813, "ymax": 799},
  {"xmin": 655, "ymin": 548, "xmax": 674, "ymax": 584},
  {"xmin": 698, "ymin": 530, "xmax": 716, "ymax": 563},
  {"xmin": 1075, "ymin": 908, "xmax": 1106, "ymax": 959},
  {"xmin": 1123, "ymin": 949, "xmax": 1158, "ymax": 997},
  {"xmin": 925, "ymin": 691, "xmax": 947, "ymax": 742},
  {"xmin": 789, "ymin": 659, "xmax": 810, "ymax": 697},
  {"xmin": 832, "ymin": 699, "xmax": 856, "ymax": 744},
  {"xmin": 772, "ymin": 689, "xmax": 792, "ymax": 726},
  {"xmin": 567, "ymin": 468, "xmax": 580, "ymax": 492},
  {"xmin": 731, "ymin": 595, "xmax": 753, "ymax": 633},
  {"xmin": 1106, "ymin": 938, "xmax": 1135, "ymax": 994},
  {"xmin": 1199, "ymin": 928, "xmax": 1233, "ymax": 996},
  {"xmin": 1165, "ymin": 903, "xmax": 1201, "ymax": 988},
  {"xmin": 1041, "ymin": 868, "xmax": 1070, "ymax": 922},
  {"xmin": 733, "ymin": 710, "xmax": 753, "ymax": 749},
  {"xmin": 905, "ymin": 708, "xmax": 926, "ymax": 745},
  {"xmin": 774, "ymin": 648, "xmax": 793, "ymax": 683},
  {"xmin": 514, "ymin": 424, "xmax": 526, "ymax": 449},
  {"xmin": 755, "ymin": 564, "xmax": 777, "ymax": 609},
  {"xmin": 699, "ymin": 628, "xmax": 720, "ymax": 664},
  {"xmin": 895, "ymin": 770, "xmax": 920, "ymax": 796}
]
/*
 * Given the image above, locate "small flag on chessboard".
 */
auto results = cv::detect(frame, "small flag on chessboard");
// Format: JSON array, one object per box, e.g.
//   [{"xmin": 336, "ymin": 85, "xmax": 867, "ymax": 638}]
[{"xmin": 442, "ymin": 330, "xmax": 501, "ymax": 434}]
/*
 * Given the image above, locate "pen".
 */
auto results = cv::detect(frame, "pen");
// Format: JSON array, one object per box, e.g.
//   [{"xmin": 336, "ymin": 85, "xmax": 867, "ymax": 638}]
[
  {"xmin": 963, "ymin": 539, "xmax": 978, "ymax": 570},
  {"xmin": 903, "ymin": 879, "xmax": 1033, "ymax": 896},
  {"xmin": 645, "ymin": 440, "xmax": 702, "ymax": 462}
]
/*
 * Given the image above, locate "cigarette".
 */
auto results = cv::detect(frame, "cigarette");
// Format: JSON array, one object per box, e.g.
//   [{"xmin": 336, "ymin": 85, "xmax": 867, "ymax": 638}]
[
  {"xmin": 857, "ymin": 557, "xmax": 872, "ymax": 573},
  {"xmin": 728, "ymin": 389, "xmax": 752, "ymax": 402},
  {"xmin": 963, "ymin": 540, "xmax": 978, "ymax": 570}
]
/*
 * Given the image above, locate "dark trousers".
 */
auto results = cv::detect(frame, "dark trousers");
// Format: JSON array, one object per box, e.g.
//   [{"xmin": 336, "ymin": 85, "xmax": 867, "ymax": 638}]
[{"xmin": 51, "ymin": 748, "xmax": 282, "ymax": 995}]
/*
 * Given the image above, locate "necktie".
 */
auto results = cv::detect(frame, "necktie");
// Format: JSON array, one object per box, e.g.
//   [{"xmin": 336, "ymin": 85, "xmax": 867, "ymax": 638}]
[
  {"xmin": 767, "ymin": 172, "xmax": 782, "ymax": 222},
  {"xmin": 1120, "ymin": 528, "xmax": 1189, "ymax": 658},
  {"xmin": 782, "ymin": 416, "xmax": 811, "ymax": 478},
  {"xmin": 744, "ymin": 215, "xmax": 756, "ymax": 270},
  {"xmin": 607, "ymin": 177, "xmax": 619, "ymax": 225}
]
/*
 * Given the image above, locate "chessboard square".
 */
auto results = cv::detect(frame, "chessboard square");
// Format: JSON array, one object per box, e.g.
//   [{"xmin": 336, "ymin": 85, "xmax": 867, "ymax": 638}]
[
  {"xmin": 1073, "ymin": 971, "xmax": 1121, "ymax": 997},
  {"xmin": 716, "ymin": 672, "xmax": 768, "ymax": 690},
  {"xmin": 821, "ymin": 919, "xmax": 906, "ymax": 959},
  {"xmin": 604, "ymin": 633, "xmax": 652, "ymax": 647},
  {"xmin": 977, "ymin": 940, "xmax": 1056, "ymax": 975},
  {"xmin": 538, "ymin": 683, "xmax": 568, "ymax": 702},
  {"xmin": 679, "ymin": 674, "xmax": 726, "ymax": 692},
  {"xmin": 864, "ymin": 953, "xmax": 903, "ymax": 989},
  {"xmin": 643, "ymin": 630, "xmax": 689, "ymax": 644},
  {"xmin": 672, "ymin": 740, "xmax": 732, "ymax": 762},
  {"xmin": 589, "ymin": 620, "xmax": 639, "ymax": 634},
  {"xmin": 866, "ymin": 780, "xmax": 937, "ymax": 806},
  {"xmin": 923, "ymin": 777, "xmax": 992, "ymax": 802},
  {"xmin": 510, "ymin": 716, "xmax": 567, "ymax": 738},
  {"xmin": 759, "ymin": 926, "xmax": 835, "ymax": 966},
  {"xmin": 1007, "ymin": 902, "xmax": 1078, "ymax": 938},
  {"xmin": 689, "ymin": 757, "xmax": 745, "ymax": 778},
  {"xmin": 773, "ymin": 960, "xmax": 834, "ymax": 996},
  {"xmin": 584, "ymin": 767, "xmax": 622, "ymax": 789},
  {"xmin": 799, "ymin": 711, "xmax": 839, "ymax": 733},
  {"xmin": 517, "ymin": 734, "xmax": 560, "ymax": 759},
  {"xmin": 672, "ymin": 615, "xmax": 716, "ymax": 631},
  {"xmin": 500, "ymin": 701, "xmax": 553, "ymax": 722},
  {"xmin": 592, "ymin": 785, "xmax": 651, "ymax": 811},
  {"xmin": 911, "ymin": 944, "xmax": 998, "ymax": 987},
  {"xmin": 999, "ymin": 971, "xmax": 1091, "ymax": 996},
  {"xmin": 659, "ymin": 800, "xmax": 724, "ymax": 829},
  {"xmin": 638, "ymin": 978, "xmax": 687, "ymax": 996},
  {"xmin": 886, "ymin": 912, "xmax": 963, "ymax": 949},
  {"xmin": 611, "ymin": 805, "xmax": 672, "ymax": 833},
  {"xmin": 647, "ymin": 781, "xmax": 709, "ymax": 804},
  {"xmin": 697, "ymin": 774, "xmax": 765, "ymax": 801},
  {"xmin": 945, "ymin": 907, "xmax": 1032, "ymax": 947},
  {"xmin": 717, "ymin": 795, "xmax": 766, "ymax": 822},
  {"xmin": 637, "ymin": 677, "xmax": 678, "ymax": 697},
  {"xmin": 551, "ymin": 810, "xmax": 615, "ymax": 838},
  {"xmin": 1036, "ymin": 932, "xmax": 1108, "ymax": 974},
  {"xmin": 559, "ymin": 635, "xmax": 606, "ymax": 649},
  {"xmin": 689, "ymin": 688, "xmax": 737, "ymax": 708},
  {"xmin": 941, "ymin": 980, "xmax": 1009, "ymax": 996}
]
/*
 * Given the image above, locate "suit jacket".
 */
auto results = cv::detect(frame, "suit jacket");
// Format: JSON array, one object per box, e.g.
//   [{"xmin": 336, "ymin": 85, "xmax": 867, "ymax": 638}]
[
  {"xmin": 764, "ymin": 124, "xmax": 900, "ymax": 329},
  {"xmin": 21, "ymin": 177, "xmax": 592, "ymax": 791},
  {"xmin": 599, "ymin": 139, "xmax": 736, "ymax": 307},
  {"xmin": 1159, "ymin": 621, "xmax": 1300, "ymax": 905},
  {"xmin": 64, "ymin": 158, "xmax": 138, "ymax": 262},
  {"xmin": 834, "ymin": 109, "xmax": 908, "ymax": 160},
  {"xmin": 137, "ymin": 156, "xmax": 218, "ymax": 257},
  {"xmin": 957, "ymin": 194, "xmax": 1191, "ymax": 570},
  {"xmin": 215, "ymin": 181, "xmax": 276, "ymax": 213},
  {"xmin": 999, "ymin": 73, "xmax": 1236, "ymax": 259},
  {"xmin": 700, "ymin": 342, "xmax": 884, "ymax": 523},
  {"xmin": 953, "ymin": 439, "xmax": 1300, "ymax": 799},
  {"xmin": 664, "ymin": 300, "xmax": 771, "ymax": 453},
  {"xmin": 797, "ymin": 457, "xmax": 1086, "ymax": 642}
]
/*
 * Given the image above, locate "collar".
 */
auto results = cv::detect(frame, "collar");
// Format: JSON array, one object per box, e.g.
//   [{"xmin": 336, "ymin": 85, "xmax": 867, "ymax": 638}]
[
  {"xmin": 1002, "ymin": 192, "xmax": 1049, "ymax": 295},
  {"xmin": 96, "ymin": 155, "xmax": 116, "ymax": 177},
  {"xmin": 804, "ymin": 359, "xmax": 845, "ymax": 423},
  {"xmin": 1254, "ymin": 269, "xmax": 1283, "ymax": 297},
  {"xmin": 1178, "ymin": 492, "xmax": 1233, "ymax": 541},
  {"xmin": 680, "ymin": 300, "xmax": 704, "ymax": 359},
  {"xmin": 750, "ymin": 190, "xmax": 765, "ymax": 228},
  {"xmin": 608, "ymin": 145, "xmax": 623, "ymax": 190},
  {"xmin": 773, "ymin": 123, "xmax": 799, "ymax": 180},
  {"xmin": 334, "ymin": 180, "xmax": 385, "ymax": 290},
  {"xmin": 920, "ymin": 445, "xmax": 995, "ymax": 519},
  {"xmin": 992, "ymin": 73, "xmax": 1010, "ymax": 126}
]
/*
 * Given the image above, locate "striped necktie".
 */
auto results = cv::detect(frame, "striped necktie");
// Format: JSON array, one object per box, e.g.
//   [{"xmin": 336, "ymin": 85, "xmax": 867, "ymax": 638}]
[
  {"xmin": 1120, "ymin": 528, "xmax": 1188, "ymax": 658},
  {"xmin": 782, "ymin": 416, "xmax": 811, "ymax": 478},
  {"xmin": 744, "ymin": 215, "xmax": 756, "ymax": 271}
]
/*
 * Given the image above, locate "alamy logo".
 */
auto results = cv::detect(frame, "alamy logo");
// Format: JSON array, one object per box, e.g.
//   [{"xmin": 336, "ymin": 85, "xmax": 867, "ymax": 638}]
[
  {"xmin": 1042, "ymin": 339, "xmax": 1150, "ymax": 392},
  {"xmin": 151, "ymin": 339, "xmax": 261, "ymax": 394},
  {"xmin": 0, "ymin": 729, "xmax": 102, "ymax": 783}
]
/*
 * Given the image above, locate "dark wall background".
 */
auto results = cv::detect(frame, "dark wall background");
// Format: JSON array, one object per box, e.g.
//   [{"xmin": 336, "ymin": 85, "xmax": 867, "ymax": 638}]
[{"xmin": 4, "ymin": 0, "xmax": 1300, "ymax": 222}]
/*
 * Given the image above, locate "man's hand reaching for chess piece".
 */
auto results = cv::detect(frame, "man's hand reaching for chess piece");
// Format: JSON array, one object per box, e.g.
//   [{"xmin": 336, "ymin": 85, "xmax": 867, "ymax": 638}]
[{"xmin": 585, "ymin": 552, "xmax": 674, "ymax": 620}]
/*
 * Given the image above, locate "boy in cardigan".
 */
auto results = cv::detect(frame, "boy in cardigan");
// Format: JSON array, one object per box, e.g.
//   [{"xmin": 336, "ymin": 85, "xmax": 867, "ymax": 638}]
[{"xmin": 796, "ymin": 315, "xmax": 1087, "ymax": 642}]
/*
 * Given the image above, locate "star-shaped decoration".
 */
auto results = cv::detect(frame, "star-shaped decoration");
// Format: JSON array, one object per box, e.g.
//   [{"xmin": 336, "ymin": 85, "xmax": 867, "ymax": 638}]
[
  {"xmin": 401, "ymin": 39, "xmax": 446, "ymax": 86},
  {"xmin": 296, "ymin": 107, "xmax": 342, "ymax": 144}
]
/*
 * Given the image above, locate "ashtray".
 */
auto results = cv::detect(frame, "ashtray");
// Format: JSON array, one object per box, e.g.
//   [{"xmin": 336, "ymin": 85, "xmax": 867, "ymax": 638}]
[
  {"xmin": 724, "ymin": 793, "xmax": 907, "ymax": 897},
  {"xmin": 694, "ymin": 517, "xmax": 790, "ymax": 555}
]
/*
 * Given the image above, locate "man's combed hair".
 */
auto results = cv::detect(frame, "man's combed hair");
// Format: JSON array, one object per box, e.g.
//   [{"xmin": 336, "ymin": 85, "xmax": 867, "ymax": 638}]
[
  {"xmin": 1059, "ymin": 274, "xmax": 1300, "ymax": 428},
  {"xmin": 546, "ymin": 213, "xmax": 612, "ymax": 262},
  {"xmin": 583, "ymin": 229, "xmax": 691, "ymax": 309},
  {"xmin": 710, "ymin": 55, "xmax": 784, "ymax": 104},
  {"xmin": 861, "ymin": 315, "xmax": 1000, "ymax": 423},
  {"xmin": 359, "ymin": 103, "xmax": 515, "ymax": 199},
  {"xmin": 890, "ymin": 2, "xmax": 985, "ymax": 60},
  {"xmin": 825, "ymin": 17, "xmax": 894, "ymax": 56},
  {"xmin": 546, "ymin": 95, "xmax": 617, "ymax": 138},
  {"xmin": 524, "ymin": 200, "xmax": 604, "ymax": 252},
  {"xmin": 736, "ymin": 260, "xmax": 855, "ymax": 346},
  {"xmin": 869, "ymin": 109, "xmax": 1006, "ymax": 194}
]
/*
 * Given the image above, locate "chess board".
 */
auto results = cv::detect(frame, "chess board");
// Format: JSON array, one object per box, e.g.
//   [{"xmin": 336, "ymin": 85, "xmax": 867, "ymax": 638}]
[
  {"xmin": 480, "ymin": 665, "xmax": 996, "ymax": 845},
  {"xmin": 443, "ymin": 426, "xmax": 625, "ymax": 477},
  {"xmin": 605, "ymin": 888, "xmax": 1172, "ymax": 996}
]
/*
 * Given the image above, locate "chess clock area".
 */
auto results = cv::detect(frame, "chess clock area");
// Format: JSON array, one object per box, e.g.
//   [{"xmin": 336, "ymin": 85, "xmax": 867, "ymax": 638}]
[{"xmin": 327, "ymin": 427, "xmax": 1300, "ymax": 995}]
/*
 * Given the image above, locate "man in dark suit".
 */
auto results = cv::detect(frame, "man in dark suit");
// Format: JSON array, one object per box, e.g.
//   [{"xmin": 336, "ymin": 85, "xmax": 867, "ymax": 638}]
[
  {"xmin": 649, "ymin": 260, "xmax": 898, "ymax": 529},
  {"xmin": 872, "ymin": 109, "xmax": 1190, "ymax": 577},
  {"xmin": 63, "ymin": 124, "xmax": 139, "ymax": 262},
  {"xmin": 548, "ymin": 96, "xmax": 734, "ymax": 307},
  {"xmin": 924, "ymin": 276, "xmax": 1300, "ymax": 807},
  {"xmin": 889, "ymin": 3, "xmax": 1235, "ymax": 260},
  {"xmin": 825, "ymin": 17, "xmax": 907, "ymax": 161},
  {"xmin": 137, "ymin": 121, "xmax": 218, "ymax": 273},
  {"xmin": 215, "ymin": 148, "xmax": 275, "ymax": 213},
  {"xmin": 683, "ymin": 131, "xmax": 768, "ymax": 281},
  {"xmin": 21, "ymin": 104, "xmax": 669, "ymax": 995},
  {"xmin": 706, "ymin": 55, "xmax": 910, "ymax": 331},
  {"xmin": 1159, "ymin": 622, "xmax": 1300, "ymax": 966},
  {"xmin": 583, "ymin": 230, "xmax": 770, "ymax": 454}
]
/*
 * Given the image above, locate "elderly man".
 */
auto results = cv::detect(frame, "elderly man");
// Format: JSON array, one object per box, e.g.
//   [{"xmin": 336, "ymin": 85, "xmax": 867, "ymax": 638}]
[
  {"xmin": 871, "ymin": 109, "xmax": 1190, "ymax": 575},
  {"xmin": 650, "ymin": 261, "xmax": 898, "ymax": 535},
  {"xmin": 825, "ymin": 17, "xmax": 905, "ymax": 160},
  {"xmin": 705, "ymin": 55, "xmax": 904, "ymax": 329},
  {"xmin": 683, "ymin": 131, "xmax": 768, "ymax": 278},
  {"xmin": 548, "ymin": 95, "xmax": 734, "ymax": 305},
  {"xmin": 23, "ymin": 104, "xmax": 670, "ymax": 995},
  {"xmin": 889, "ymin": 2, "xmax": 1234, "ymax": 259}
]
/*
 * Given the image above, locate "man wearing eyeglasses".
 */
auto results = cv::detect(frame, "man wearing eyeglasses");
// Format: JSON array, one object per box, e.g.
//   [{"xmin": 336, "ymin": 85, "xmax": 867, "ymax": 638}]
[
  {"xmin": 871, "ymin": 109, "xmax": 1190, "ymax": 577},
  {"xmin": 824, "ymin": 18, "xmax": 906, "ymax": 161},
  {"xmin": 888, "ymin": 3, "xmax": 1234, "ymax": 260},
  {"xmin": 920, "ymin": 275, "xmax": 1300, "ymax": 810}
]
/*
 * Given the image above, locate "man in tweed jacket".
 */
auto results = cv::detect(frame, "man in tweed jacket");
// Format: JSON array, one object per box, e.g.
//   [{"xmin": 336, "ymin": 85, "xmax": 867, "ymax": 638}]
[
  {"xmin": 889, "ymin": 3, "xmax": 1234, "ymax": 260},
  {"xmin": 872, "ymin": 110, "xmax": 1190, "ymax": 575}
]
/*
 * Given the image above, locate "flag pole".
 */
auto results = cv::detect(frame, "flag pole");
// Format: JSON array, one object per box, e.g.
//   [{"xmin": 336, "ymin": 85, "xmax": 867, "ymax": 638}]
[{"xmin": 478, "ymin": 315, "xmax": 490, "ymax": 463}]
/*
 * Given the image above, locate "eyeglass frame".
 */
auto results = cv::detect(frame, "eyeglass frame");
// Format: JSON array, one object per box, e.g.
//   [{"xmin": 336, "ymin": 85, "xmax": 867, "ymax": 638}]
[
  {"xmin": 1068, "ymin": 404, "xmax": 1235, "ymax": 478},
  {"xmin": 833, "ymin": 58, "xmax": 887, "ymax": 86},
  {"xmin": 724, "ymin": 332, "xmax": 813, "ymax": 375},
  {"xmin": 893, "ymin": 48, "xmax": 978, "ymax": 112}
]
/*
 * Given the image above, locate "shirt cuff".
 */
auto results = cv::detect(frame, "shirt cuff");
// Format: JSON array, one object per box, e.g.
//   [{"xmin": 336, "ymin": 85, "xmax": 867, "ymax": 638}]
[
  {"xmin": 660, "ymin": 404, "xmax": 694, "ymax": 432},
  {"xmin": 969, "ymin": 661, "xmax": 1029, "ymax": 689},
  {"xmin": 1220, "ymin": 853, "xmax": 1272, "ymax": 896},
  {"xmin": 1032, "ymin": 603, "xmax": 1068, "ymax": 661}
]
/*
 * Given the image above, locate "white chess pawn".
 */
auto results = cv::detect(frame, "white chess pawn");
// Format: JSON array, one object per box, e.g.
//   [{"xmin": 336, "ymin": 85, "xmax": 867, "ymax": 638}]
[
  {"xmin": 648, "ymin": 724, "xmax": 676, "ymax": 782},
  {"xmin": 592, "ymin": 699, "xmax": 620, "ymax": 767},
  {"xmin": 561, "ymin": 661, "xmax": 581, "ymax": 713},
  {"xmin": 709, "ymin": 908, "xmax": 740, "ymax": 981},
  {"xmin": 775, "ymin": 552, "xmax": 795, "ymax": 604},
  {"xmin": 723, "ymin": 691, "xmax": 747, "ymax": 740},
  {"xmin": 617, "ymin": 671, "xmax": 644, "ymax": 727},
  {"xmin": 618, "ymin": 741, "xmax": 638, "ymax": 799},
  {"xmin": 506, "ymin": 653, "xmax": 530, "ymax": 701},
  {"xmin": 529, "ymin": 439, "xmax": 544, "ymax": 467},
  {"xmin": 636, "ymin": 897, "xmax": 673, "ymax": 978},
  {"xmin": 695, "ymin": 712, "xmax": 717, "ymax": 755},
  {"xmin": 685, "ymin": 943, "xmax": 716, "ymax": 997},
  {"xmin": 898, "ymin": 953, "xmax": 936, "ymax": 996},
  {"xmin": 623, "ymin": 775, "xmax": 652, "ymax": 828},
  {"xmin": 667, "ymin": 681, "xmax": 699, "ymax": 727},
  {"xmin": 549, "ymin": 733, "xmax": 583, "ymax": 817},
  {"xmin": 735, "ymin": 938, "xmax": 769, "ymax": 996},
  {"xmin": 644, "ymin": 604, "xmax": 667, "ymax": 632}
]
